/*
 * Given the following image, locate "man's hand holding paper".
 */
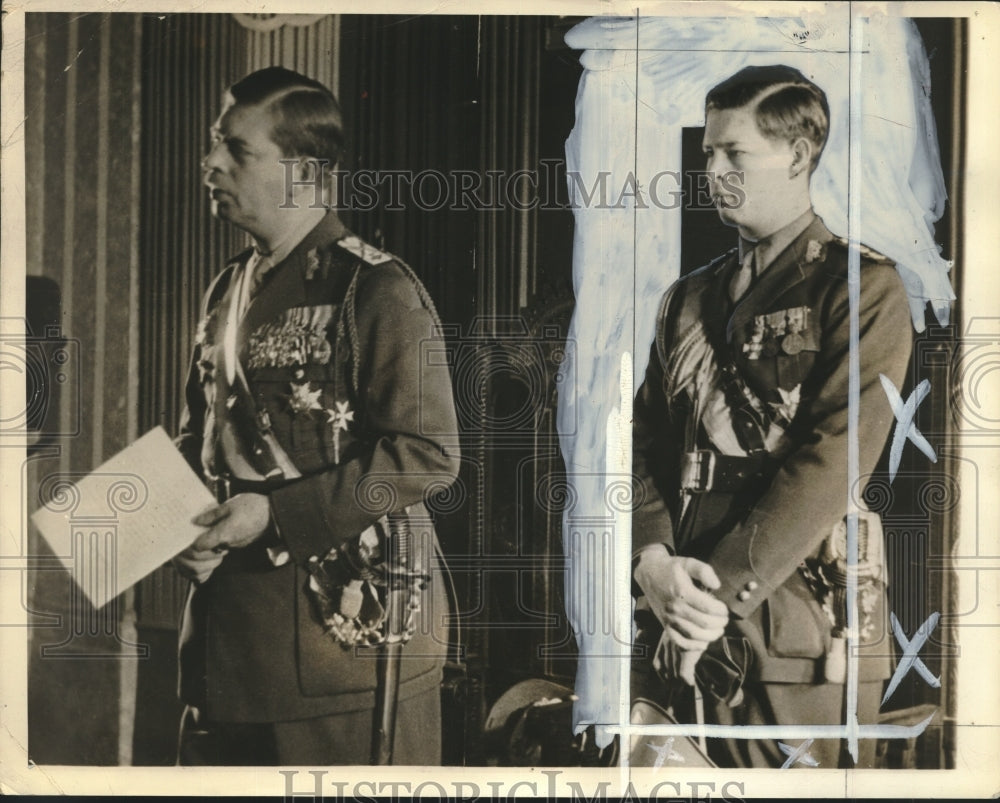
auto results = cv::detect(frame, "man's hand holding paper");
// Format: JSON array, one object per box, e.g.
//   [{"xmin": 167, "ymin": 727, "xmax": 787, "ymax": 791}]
[
  {"xmin": 171, "ymin": 493, "xmax": 271, "ymax": 584},
  {"xmin": 190, "ymin": 492, "xmax": 271, "ymax": 552}
]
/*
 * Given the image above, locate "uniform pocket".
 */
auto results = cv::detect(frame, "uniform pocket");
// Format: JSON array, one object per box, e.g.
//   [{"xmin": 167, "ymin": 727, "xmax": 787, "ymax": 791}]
[
  {"xmin": 775, "ymin": 345, "xmax": 819, "ymax": 390},
  {"xmin": 764, "ymin": 575, "xmax": 832, "ymax": 659},
  {"xmin": 250, "ymin": 367, "xmax": 350, "ymax": 473}
]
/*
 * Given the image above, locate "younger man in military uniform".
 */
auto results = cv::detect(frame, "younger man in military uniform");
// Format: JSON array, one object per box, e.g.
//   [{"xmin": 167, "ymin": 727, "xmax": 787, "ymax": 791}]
[
  {"xmin": 170, "ymin": 67, "xmax": 460, "ymax": 765},
  {"xmin": 632, "ymin": 65, "xmax": 911, "ymax": 768}
]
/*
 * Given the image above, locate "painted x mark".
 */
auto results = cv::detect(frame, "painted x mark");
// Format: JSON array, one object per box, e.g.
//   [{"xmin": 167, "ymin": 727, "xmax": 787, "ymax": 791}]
[
  {"xmin": 646, "ymin": 737, "xmax": 684, "ymax": 768},
  {"xmin": 879, "ymin": 375, "xmax": 936, "ymax": 482},
  {"xmin": 778, "ymin": 738, "xmax": 818, "ymax": 768},
  {"xmin": 882, "ymin": 611, "xmax": 941, "ymax": 706}
]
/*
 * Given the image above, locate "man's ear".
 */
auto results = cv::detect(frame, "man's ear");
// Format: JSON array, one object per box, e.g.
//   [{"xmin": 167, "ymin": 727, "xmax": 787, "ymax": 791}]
[
  {"xmin": 789, "ymin": 137, "xmax": 813, "ymax": 178},
  {"xmin": 293, "ymin": 156, "xmax": 319, "ymax": 182},
  {"xmin": 290, "ymin": 157, "xmax": 328, "ymax": 208}
]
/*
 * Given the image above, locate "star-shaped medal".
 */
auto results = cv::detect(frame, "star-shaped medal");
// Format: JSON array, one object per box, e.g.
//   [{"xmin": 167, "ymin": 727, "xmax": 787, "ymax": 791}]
[
  {"xmin": 326, "ymin": 400, "xmax": 354, "ymax": 463},
  {"xmin": 769, "ymin": 384, "xmax": 801, "ymax": 423},
  {"xmin": 288, "ymin": 381, "xmax": 323, "ymax": 414}
]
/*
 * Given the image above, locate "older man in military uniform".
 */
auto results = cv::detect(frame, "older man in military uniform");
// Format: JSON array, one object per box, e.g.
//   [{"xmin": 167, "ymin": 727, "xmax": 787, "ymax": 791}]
[
  {"xmin": 631, "ymin": 65, "xmax": 911, "ymax": 768},
  {"xmin": 170, "ymin": 67, "xmax": 460, "ymax": 765}
]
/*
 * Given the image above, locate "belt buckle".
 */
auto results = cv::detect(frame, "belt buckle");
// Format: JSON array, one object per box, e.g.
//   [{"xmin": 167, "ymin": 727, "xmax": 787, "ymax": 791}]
[{"xmin": 681, "ymin": 450, "xmax": 716, "ymax": 493}]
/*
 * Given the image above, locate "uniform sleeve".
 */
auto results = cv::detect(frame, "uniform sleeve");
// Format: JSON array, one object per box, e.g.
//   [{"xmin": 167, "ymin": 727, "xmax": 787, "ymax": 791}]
[
  {"xmin": 269, "ymin": 264, "xmax": 461, "ymax": 564},
  {"xmin": 709, "ymin": 262, "xmax": 912, "ymax": 618},
  {"xmin": 174, "ymin": 343, "xmax": 207, "ymax": 477},
  {"xmin": 632, "ymin": 337, "xmax": 677, "ymax": 556}
]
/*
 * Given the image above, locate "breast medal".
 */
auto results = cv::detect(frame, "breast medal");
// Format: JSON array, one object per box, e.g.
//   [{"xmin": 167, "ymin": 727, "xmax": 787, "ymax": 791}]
[
  {"xmin": 780, "ymin": 307, "xmax": 809, "ymax": 355},
  {"xmin": 746, "ymin": 307, "xmax": 813, "ymax": 359}
]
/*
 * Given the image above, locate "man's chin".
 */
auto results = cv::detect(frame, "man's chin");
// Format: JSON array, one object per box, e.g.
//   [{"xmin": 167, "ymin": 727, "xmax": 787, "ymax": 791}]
[
  {"xmin": 715, "ymin": 206, "xmax": 742, "ymax": 228},
  {"xmin": 209, "ymin": 199, "xmax": 234, "ymax": 222}
]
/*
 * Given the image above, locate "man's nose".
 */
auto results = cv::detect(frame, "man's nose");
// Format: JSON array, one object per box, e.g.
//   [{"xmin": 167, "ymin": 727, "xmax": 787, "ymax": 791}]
[
  {"xmin": 705, "ymin": 151, "xmax": 726, "ymax": 177},
  {"xmin": 201, "ymin": 141, "xmax": 225, "ymax": 173}
]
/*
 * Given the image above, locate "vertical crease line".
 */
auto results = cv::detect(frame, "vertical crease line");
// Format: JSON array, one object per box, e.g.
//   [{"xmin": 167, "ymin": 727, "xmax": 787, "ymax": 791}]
[
  {"xmin": 60, "ymin": 17, "xmax": 79, "ymax": 477},
  {"xmin": 846, "ymin": 9, "xmax": 864, "ymax": 765},
  {"xmin": 949, "ymin": 19, "xmax": 965, "ymax": 312},
  {"xmin": 618, "ymin": 7, "xmax": 642, "ymax": 764}
]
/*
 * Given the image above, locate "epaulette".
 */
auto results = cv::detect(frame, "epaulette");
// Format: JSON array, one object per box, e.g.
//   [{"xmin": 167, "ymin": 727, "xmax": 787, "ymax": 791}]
[
  {"xmin": 336, "ymin": 234, "xmax": 441, "ymax": 398},
  {"xmin": 336, "ymin": 234, "xmax": 394, "ymax": 266},
  {"xmin": 829, "ymin": 236, "xmax": 894, "ymax": 264}
]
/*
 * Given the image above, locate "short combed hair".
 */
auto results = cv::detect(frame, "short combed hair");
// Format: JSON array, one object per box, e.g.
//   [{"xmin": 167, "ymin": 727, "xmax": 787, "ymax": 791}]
[
  {"xmin": 706, "ymin": 65, "xmax": 830, "ymax": 170},
  {"xmin": 228, "ymin": 67, "xmax": 344, "ymax": 168}
]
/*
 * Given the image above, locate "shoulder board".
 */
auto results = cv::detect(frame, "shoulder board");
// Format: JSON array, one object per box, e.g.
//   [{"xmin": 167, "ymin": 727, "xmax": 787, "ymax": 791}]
[
  {"xmin": 829, "ymin": 236, "xmax": 893, "ymax": 264},
  {"xmin": 336, "ymin": 235, "xmax": 394, "ymax": 266}
]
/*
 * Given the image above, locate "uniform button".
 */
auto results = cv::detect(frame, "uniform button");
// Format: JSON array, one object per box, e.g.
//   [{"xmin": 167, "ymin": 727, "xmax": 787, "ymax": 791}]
[
  {"xmin": 738, "ymin": 590, "xmax": 751, "ymax": 601},
  {"xmin": 747, "ymin": 580, "xmax": 759, "ymax": 591}
]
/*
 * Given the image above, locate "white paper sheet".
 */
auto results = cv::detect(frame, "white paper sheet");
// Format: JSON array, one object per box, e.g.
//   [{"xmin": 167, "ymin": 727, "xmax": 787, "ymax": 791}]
[{"xmin": 30, "ymin": 426, "xmax": 214, "ymax": 610}]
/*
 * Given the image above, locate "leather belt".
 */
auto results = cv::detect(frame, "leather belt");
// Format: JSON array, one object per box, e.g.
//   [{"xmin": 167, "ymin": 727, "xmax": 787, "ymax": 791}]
[{"xmin": 679, "ymin": 450, "xmax": 768, "ymax": 494}]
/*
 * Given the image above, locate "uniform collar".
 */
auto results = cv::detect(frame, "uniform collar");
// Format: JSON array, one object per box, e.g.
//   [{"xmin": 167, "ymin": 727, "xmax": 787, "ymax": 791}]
[
  {"xmin": 724, "ymin": 214, "xmax": 835, "ymax": 342},
  {"xmin": 254, "ymin": 207, "xmax": 331, "ymax": 265},
  {"xmin": 739, "ymin": 208, "xmax": 817, "ymax": 275},
  {"xmin": 259, "ymin": 209, "xmax": 347, "ymax": 266},
  {"xmin": 237, "ymin": 211, "xmax": 350, "ymax": 345}
]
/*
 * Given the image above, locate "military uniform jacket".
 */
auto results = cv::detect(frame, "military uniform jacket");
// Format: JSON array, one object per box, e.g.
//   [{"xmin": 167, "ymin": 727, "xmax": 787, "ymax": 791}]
[
  {"xmin": 633, "ymin": 216, "xmax": 912, "ymax": 684},
  {"xmin": 175, "ymin": 212, "xmax": 461, "ymax": 722}
]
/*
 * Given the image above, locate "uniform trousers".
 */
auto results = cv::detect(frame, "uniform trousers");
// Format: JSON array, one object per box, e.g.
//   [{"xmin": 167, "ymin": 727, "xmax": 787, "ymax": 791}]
[{"xmin": 178, "ymin": 685, "xmax": 442, "ymax": 766}]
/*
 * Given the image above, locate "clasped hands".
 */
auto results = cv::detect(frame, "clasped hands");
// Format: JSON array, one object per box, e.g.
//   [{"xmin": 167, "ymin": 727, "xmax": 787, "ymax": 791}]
[
  {"xmin": 633, "ymin": 544, "xmax": 730, "ymax": 686},
  {"xmin": 171, "ymin": 493, "xmax": 271, "ymax": 584}
]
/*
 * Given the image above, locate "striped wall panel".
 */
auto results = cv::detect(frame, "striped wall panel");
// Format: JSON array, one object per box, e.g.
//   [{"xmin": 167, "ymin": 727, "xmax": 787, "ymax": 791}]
[
  {"xmin": 244, "ymin": 14, "xmax": 340, "ymax": 90},
  {"xmin": 24, "ymin": 11, "xmax": 144, "ymax": 765},
  {"xmin": 26, "ymin": 12, "xmax": 143, "ymax": 477}
]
